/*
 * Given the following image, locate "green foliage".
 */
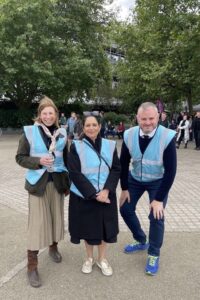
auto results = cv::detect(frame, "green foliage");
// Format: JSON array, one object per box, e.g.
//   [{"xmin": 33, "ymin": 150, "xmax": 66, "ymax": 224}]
[
  {"xmin": 0, "ymin": 0, "xmax": 112, "ymax": 108},
  {"xmin": 104, "ymin": 111, "xmax": 129, "ymax": 125},
  {"xmin": 15, "ymin": 109, "xmax": 35, "ymax": 127},
  {"xmin": 115, "ymin": 0, "xmax": 200, "ymax": 113},
  {"xmin": 59, "ymin": 101, "xmax": 88, "ymax": 117},
  {"xmin": 0, "ymin": 109, "xmax": 34, "ymax": 128}
]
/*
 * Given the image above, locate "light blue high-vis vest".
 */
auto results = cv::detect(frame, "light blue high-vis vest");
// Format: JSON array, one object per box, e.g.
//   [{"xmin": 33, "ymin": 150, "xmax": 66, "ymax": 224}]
[
  {"xmin": 70, "ymin": 138, "xmax": 116, "ymax": 198},
  {"xmin": 124, "ymin": 125, "xmax": 176, "ymax": 182},
  {"xmin": 24, "ymin": 125, "xmax": 67, "ymax": 185}
]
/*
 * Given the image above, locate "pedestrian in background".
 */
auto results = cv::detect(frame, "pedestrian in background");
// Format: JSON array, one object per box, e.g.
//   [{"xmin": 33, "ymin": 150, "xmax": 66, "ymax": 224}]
[
  {"xmin": 105, "ymin": 120, "xmax": 116, "ymax": 138},
  {"xmin": 66, "ymin": 112, "xmax": 77, "ymax": 141},
  {"xmin": 169, "ymin": 119, "xmax": 177, "ymax": 131},
  {"xmin": 73, "ymin": 114, "xmax": 83, "ymax": 140},
  {"xmin": 116, "ymin": 121, "xmax": 125, "ymax": 139},
  {"xmin": 159, "ymin": 111, "xmax": 169, "ymax": 128},
  {"xmin": 59, "ymin": 112, "xmax": 67, "ymax": 129},
  {"xmin": 119, "ymin": 102, "xmax": 177, "ymax": 276},
  {"xmin": 176, "ymin": 114, "xmax": 190, "ymax": 149},
  {"xmin": 192, "ymin": 110, "xmax": 200, "ymax": 150},
  {"xmin": 16, "ymin": 96, "xmax": 69, "ymax": 287},
  {"xmin": 68, "ymin": 115, "xmax": 120, "ymax": 276}
]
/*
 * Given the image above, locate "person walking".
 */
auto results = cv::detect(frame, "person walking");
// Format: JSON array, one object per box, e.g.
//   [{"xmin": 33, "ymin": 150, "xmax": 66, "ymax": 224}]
[
  {"xmin": 119, "ymin": 102, "xmax": 177, "ymax": 276},
  {"xmin": 16, "ymin": 96, "xmax": 69, "ymax": 287},
  {"xmin": 176, "ymin": 114, "xmax": 190, "ymax": 149},
  {"xmin": 192, "ymin": 111, "xmax": 200, "ymax": 150},
  {"xmin": 66, "ymin": 112, "xmax": 77, "ymax": 141},
  {"xmin": 68, "ymin": 115, "xmax": 120, "ymax": 276}
]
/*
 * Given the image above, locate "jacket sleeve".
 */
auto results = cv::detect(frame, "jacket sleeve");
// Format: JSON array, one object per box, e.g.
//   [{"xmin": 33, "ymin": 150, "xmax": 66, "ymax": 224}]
[
  {"xmin": 103, "ymin": 148, "xmax": 121, "ymax": 192},
  {"xmin": 155, "ymin": 138, "xmax": 177, "ymax": 202},
  {"xmin": 63, "ymin": 143, "xmax": 68, "ymax": 168},
  {"xmin": 67, "ymin": 143, "xmax": 97, "ymax": 200},
  {"xmin": 15, "ymin": 134, "xmax": 41, "ymax": 169},
  {"xmin": 179, "ymin": 120, "xmax": 189, "ymax": 129},
  {"xmin": 120, "ymin": 141, "xmax": 131, "ymax": 190}
]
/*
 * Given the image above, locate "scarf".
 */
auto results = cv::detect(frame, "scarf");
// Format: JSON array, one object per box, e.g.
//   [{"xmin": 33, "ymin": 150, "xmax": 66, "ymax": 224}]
[{"xmin": 35, "ymin": 121, "xmax": 62, "ymax": 153}]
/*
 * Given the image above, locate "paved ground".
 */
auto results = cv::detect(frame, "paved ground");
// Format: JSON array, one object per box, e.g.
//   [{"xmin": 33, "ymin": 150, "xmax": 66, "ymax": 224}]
[{"xmin": 0, "ymin": 134, "xmax": 200, "ymax": 299}]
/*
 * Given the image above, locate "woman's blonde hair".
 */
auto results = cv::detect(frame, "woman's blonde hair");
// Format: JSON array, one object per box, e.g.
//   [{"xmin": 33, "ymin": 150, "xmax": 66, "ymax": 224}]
[{"xmin": 34, "ymin": 96, "xmax": 59, "ymax": 127}]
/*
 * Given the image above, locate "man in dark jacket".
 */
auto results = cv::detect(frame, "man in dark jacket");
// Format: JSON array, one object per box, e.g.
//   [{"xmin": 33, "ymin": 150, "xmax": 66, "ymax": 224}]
[
  {"xmin": 192, "ymin": 111, "xmax": 200, "ymax": 150},
  {"xmin": 159, "ymin": 111, "xmax": 169, "ymax": 128},
  {"xmin": 119, "ymin": 102, "xmax": 177, "ymax": 276}
]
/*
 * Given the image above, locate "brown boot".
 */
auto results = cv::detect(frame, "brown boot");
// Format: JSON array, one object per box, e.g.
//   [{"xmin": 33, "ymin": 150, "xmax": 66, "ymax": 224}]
[
  {"xmin": 49, "ymin": 242, "xmax": 62, "ymax": 263},
  {"xmin": 27, "ymin": 250, "xmax": 41, "ymax": 288}
]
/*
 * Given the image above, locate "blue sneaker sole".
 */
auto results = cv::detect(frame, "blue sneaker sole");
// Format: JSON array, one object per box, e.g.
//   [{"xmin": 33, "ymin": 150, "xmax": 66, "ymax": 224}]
[
  {"xmin": 124, "ymin": 244, "xmax": 149, "ymax": 254},
  {"xmin": 145, "ymin": 270, "xmax": 157, "ymax": 276},
  {"xmin": 124, "ymin": 249, "xmax": 147, "ymax": 254}
]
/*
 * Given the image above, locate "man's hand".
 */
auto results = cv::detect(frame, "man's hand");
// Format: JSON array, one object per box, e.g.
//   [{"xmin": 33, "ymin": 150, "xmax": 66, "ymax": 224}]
[
  {"xmin": 119, "ymin": 190, "xmax": 130, "ymax": 207},
  {"xmin": 150, "ymin": 200, "xmax": 164, "ymax": 219},
  {"xmin": 96, "ymin": 189, "xmax": 110, "ymax": 204}
]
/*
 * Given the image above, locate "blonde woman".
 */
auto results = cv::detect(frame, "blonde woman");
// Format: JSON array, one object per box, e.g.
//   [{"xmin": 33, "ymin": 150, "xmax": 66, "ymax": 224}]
[{"xmin": 16, "ymin": 96, "xmax": 69, "ymax": 287}]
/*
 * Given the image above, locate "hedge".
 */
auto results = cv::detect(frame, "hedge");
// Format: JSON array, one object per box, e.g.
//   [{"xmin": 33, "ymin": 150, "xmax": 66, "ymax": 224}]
[
  {"xmin": 0, "ymin": 107, "xmax": 130, "ymax": 128},
  {"xmin": 0, "ymin": 109, "xmax": 35, "ymax": 128}
]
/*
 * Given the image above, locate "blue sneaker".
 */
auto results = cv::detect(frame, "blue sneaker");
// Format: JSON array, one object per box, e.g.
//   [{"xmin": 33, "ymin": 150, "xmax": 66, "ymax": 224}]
[
  {"xmin": 145, "ymin": 255, "xmax": 159, "ymax": 275},
  {"xmin": 124, "ymin": 240, "xmax": 149, "ymax": 254}
]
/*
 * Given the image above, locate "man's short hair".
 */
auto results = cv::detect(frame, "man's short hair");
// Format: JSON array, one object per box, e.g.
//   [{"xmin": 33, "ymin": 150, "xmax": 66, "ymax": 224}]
[{"xmin": 137, "ymin": 102, "xmax": 158, "ymax": 113}]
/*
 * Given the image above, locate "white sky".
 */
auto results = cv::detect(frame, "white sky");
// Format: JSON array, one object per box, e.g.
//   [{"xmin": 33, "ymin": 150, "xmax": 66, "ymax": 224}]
[{"xmin": 108, "ymin": 0, "xmax": 135, "ymax": 20}]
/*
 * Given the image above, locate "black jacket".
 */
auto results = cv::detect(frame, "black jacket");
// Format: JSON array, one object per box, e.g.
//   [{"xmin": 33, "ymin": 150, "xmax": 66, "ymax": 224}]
[
  {"xmin": 192, "ymin": 117, "xmax": 200, "ymax": 131},
  {"xmin": 67, "ymin": 135, "xmax": 121, "ymax": 241}
]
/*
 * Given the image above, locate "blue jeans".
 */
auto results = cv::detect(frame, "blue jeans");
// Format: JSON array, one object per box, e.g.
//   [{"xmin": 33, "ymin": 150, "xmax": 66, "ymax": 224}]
[{"xmin": 120, "ymin": 173, "xmax": 168, "ymax": 256}]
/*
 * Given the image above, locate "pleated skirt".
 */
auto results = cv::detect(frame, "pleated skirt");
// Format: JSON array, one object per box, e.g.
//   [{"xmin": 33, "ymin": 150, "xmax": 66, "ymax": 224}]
[{"xmin": 27, "ymin": 182, "xmax": 64, "ymax": 250}]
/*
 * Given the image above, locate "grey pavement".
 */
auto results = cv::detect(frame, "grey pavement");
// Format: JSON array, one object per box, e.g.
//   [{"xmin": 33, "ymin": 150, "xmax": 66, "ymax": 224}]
[{"xmin": 0, "ymin": 134, "xmax": 200, "ymax": 299}]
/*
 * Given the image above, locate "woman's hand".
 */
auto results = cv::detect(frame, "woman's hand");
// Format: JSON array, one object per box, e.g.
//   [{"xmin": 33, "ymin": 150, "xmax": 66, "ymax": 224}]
[
  {"xmin": 39, "ymin": 156, "xmax": 54, "ymax": 167},
  {"xmin": 96, "ymin": 189, "xmax": 110, "ymax": 204}
]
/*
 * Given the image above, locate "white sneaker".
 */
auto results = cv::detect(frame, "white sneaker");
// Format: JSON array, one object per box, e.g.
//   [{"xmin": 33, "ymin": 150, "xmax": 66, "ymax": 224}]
[
  {"xmin": 96, "ymin": 259, "xmax": 113, "ymax": 276},
  {"xmin": 82, "ymin": 258, "xmax": 95, "ymax": 274}
]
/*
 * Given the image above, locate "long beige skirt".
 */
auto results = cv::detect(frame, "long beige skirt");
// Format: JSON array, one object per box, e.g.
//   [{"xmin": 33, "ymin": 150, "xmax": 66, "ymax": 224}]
[{"xmin": 27, "ymin": 182, "xmax": 64, "ymax": 250}]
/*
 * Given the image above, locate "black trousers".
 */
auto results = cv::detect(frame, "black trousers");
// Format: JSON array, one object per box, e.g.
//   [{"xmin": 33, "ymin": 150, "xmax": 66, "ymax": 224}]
[{"xmin": 194, "ymin": 131, "xmax": 200, "ymax": 148}]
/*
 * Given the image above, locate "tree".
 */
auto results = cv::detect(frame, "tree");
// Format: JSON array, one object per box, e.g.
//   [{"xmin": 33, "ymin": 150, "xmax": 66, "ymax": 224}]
[
  {"xmin": 116, "ymin": 0, "xmax": 200, "ymax": 113},
  {"xmin": 0, "ymin": 0, "xmax": 113, "ymax": 108}
]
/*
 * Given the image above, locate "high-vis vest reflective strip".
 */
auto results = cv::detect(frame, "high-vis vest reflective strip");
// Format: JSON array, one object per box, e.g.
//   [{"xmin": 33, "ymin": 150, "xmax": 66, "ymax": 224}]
[
  {"xmin": 70, "ymin": 138, "xmax": 116, "ymax": 198},
  {"xmin": 24, "ymin": 125, "xmax": 67, "ymax": 185},
  {"xmin": 124, "ymin": 125, "xmax": 176, "ymax": 182}
]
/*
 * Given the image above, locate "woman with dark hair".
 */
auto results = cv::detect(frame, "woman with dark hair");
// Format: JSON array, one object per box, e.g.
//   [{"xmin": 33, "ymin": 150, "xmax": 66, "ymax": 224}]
[
  {"xmin": 117, "ymin": 121, "xmax": 125, "ymax": 139},
  {"xmin": 68, "ymin": 115, "xmax": 120, "ymax": 276},
  {"xmin": 16, "ymin": 96, "xmax": 69, "ymax": 287},
  {"xmin": 176, "ymin": 114, "xmax": 190, "ymax": 148}
]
